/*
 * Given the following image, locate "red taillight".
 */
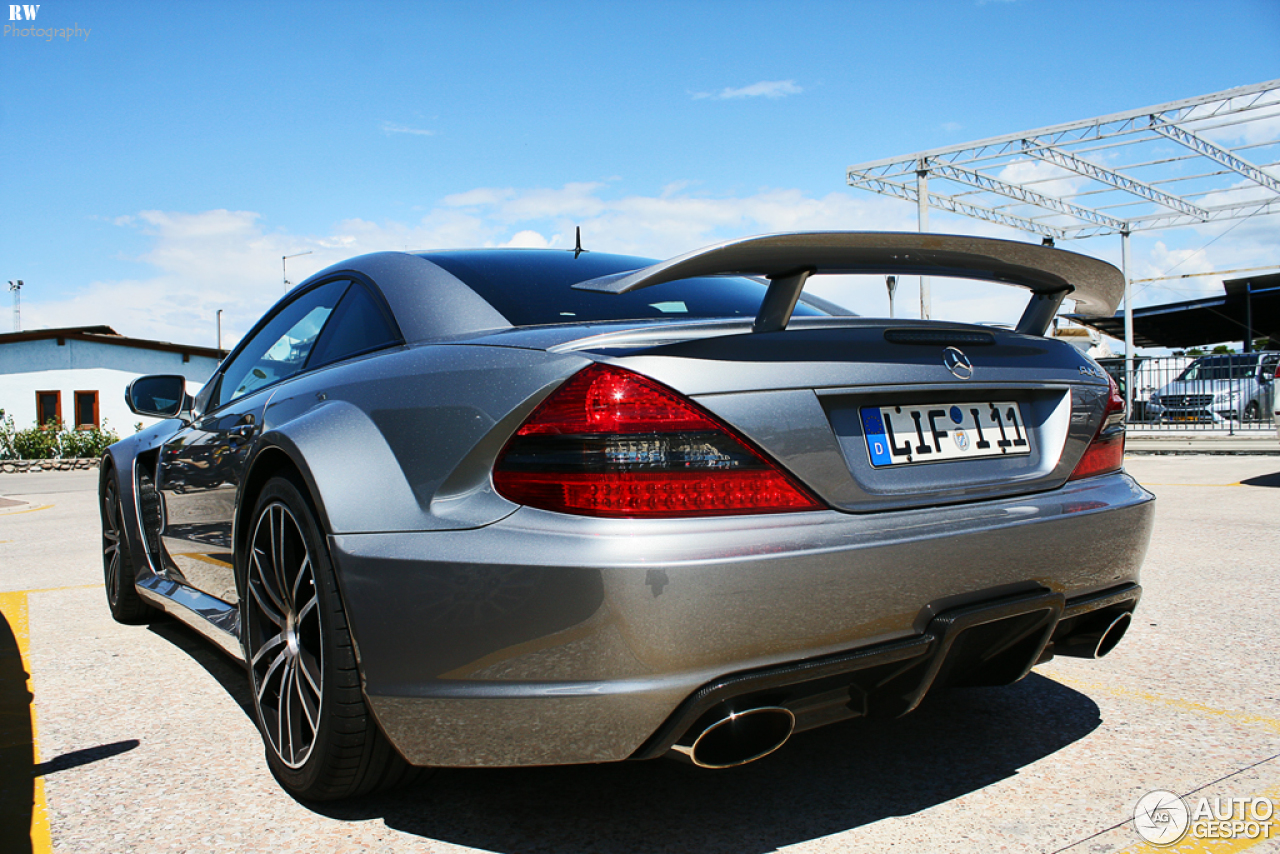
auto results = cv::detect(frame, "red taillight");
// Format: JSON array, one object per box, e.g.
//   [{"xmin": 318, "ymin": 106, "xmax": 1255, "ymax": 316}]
[
  {"xmin": 493, "ymin": 364, "xmax": 823, "ymax": 517},
  {"xmin": 1069, "ymin": 374, "xmax": 1126, "ymax": 481}
]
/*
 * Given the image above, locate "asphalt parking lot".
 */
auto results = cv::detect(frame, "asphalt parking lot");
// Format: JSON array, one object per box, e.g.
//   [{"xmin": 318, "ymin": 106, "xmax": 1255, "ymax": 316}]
[{"xmin": 2, "ymin": 456, "xmax": 1279, "ymax": 854}]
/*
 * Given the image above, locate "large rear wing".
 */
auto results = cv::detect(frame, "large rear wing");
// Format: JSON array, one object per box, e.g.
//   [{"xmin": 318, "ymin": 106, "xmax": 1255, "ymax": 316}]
[{"xmin": 571, "ymin": 232, "xmax": 1124, "ymax": 336}]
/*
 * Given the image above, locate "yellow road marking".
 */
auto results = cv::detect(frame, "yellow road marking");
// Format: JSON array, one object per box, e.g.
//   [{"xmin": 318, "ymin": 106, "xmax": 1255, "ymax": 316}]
[
  {"xmin": 22, "ymin": 584, "xmax": 100, "ymax": 595},
  {"xmin": 0, "ymin": 504, "xmax": 53, "ymax": 516},
  {"xmin": 1113, "ymin": 784, "xmax": 1280, "ymax": 854},
  {"xmin": 1052, "ymin": 672, "xmax": 1280, "ymax": 734},
  {"xmin": 0, "ymin": 591, "xmax": 53, "ymax": 854}
]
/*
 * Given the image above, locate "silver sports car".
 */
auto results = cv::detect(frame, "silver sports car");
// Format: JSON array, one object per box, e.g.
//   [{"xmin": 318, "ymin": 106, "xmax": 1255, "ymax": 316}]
[{"xmin": 100, "ymin": 232, "xmax": 1154, "ymax": 800}]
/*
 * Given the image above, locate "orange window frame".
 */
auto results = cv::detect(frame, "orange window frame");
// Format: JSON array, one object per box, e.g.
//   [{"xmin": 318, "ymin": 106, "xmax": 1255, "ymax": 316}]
[
  {"xmin": 74, "ymin": 390, "xmax": 100, "ymax": 430},
  {"xmin": 35, "ymin": 390, "xmax": 62, "ymax": 428}
]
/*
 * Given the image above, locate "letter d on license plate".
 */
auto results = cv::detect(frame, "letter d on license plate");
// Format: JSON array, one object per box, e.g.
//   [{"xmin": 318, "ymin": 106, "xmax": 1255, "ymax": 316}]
[{"xmin": 861, "ymin": 401, "xmax": 1030, "ymax": 467}]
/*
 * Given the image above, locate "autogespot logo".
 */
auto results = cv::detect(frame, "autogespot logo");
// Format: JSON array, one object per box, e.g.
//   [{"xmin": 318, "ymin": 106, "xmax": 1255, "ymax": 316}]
[
  {"xmin": 1134, "ymin": 790, "xmax": 1190, "ymax": 845},
  {"xmin": 1134, "ymin": 790, "xmax": 1276, "ymax": 845}
]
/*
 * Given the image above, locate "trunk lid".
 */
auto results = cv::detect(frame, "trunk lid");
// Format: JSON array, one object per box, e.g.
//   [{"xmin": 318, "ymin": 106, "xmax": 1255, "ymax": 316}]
[{"xmin": 461, "ymin": 317, "xmax": 1114, "ymax": 513}]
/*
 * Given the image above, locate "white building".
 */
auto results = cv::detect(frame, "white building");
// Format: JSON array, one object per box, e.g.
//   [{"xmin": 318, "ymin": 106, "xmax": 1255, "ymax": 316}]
[{"xmin": 0, "ymin": 326, "xmax": 225, "ymax": 434}]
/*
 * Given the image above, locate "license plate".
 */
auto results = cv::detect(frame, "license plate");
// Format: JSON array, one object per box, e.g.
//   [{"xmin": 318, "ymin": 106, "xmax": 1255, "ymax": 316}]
[{"xmin": 861, "ymin": 401, "xmax": 1030, "ymax": 467}]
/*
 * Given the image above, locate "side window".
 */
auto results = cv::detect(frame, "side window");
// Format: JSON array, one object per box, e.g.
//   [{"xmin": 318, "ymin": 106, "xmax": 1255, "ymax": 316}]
[
  {"xmin": 216, "ymin": 280, "xmax": 350, "ymax": 408},
  {"xmin": 307, "ymin": 281, "xmax": 400, "ymax": 368}
]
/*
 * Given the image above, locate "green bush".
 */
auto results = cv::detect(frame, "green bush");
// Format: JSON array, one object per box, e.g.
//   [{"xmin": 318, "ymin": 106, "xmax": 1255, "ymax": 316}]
[
  {"xmin": 0, "ymin": 417, "xmax": 121, "ymax": 460},
  {"xmin": 12, "ymin": 421, "xmax": 60, "ymax": 459}
]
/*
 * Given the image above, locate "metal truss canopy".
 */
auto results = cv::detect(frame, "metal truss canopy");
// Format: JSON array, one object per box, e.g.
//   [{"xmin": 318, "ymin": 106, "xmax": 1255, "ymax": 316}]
[{"xmin": 846, "ymin": 80, "xmax": 1280, "ymax": 240}]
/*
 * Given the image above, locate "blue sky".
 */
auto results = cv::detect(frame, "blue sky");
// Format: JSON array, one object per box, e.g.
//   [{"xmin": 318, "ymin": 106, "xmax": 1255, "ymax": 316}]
[{"xmin": 3, "ymin": 0, "xmax": 1279, "ymax": 348}]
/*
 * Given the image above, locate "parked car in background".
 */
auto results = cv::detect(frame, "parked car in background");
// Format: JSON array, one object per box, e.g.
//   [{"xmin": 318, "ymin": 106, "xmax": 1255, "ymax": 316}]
[
  {"xmin": 1096, "ymin": 356, "xmax": 1195, "ymax": 423},
  {"xmin": 99, "ymin": 232, "xmax": 1154, "ymax": 801},
  {"xmin": 1148, "ymin": 352, "xmax": 1280, "ymax": 423}
]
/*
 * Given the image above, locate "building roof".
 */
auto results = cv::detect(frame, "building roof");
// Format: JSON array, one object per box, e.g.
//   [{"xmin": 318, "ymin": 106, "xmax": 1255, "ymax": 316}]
[
  {"xmin": 1066, "ymin": 273, "xmax": 1280, "ymax": 350},
  {"xmin": 0, "ymin": 326, "xmax": 227, "ymax": 361}
]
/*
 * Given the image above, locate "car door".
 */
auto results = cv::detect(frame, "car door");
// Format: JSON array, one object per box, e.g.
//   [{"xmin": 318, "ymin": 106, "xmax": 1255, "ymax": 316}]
[{"xmin": 156, "ymin": 279, "xmax": 352, "ymax": 604}]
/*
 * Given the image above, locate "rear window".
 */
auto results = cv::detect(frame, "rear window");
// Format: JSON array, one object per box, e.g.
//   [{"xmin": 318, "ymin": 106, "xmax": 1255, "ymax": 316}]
[{"xmin": 422, "ymin": 250, "xmax": 826, "ymax": 327}]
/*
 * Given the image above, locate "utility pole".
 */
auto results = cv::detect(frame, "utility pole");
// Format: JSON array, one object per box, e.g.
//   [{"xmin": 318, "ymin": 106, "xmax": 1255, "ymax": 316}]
[
  {"xmin": 216, "ymin": 309, "xmax": 223, "ymax": 353},
  {"xmin": 8, "ymin": 280, "xmax": 21, "ymax": 332},
  {"xmin": 916, "ymin": 166, "xmax": 931, "ymax": 320},
  {"xmin": 283, "ymin": 251, "xmax": 313, "ymax": 291}
]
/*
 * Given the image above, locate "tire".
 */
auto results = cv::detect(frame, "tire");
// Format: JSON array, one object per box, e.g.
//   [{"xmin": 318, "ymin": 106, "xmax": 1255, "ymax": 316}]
[
  {"xmin": 101, "ymin": 472, "xmax": 154, "ymax": 624},
  {"xmin": 241, "ymin": 475, "xmax": 418, "ymax": 801},
  {"xmin": 1244, "ymin": 401, "xmax": 1261, "ymax": 422}
]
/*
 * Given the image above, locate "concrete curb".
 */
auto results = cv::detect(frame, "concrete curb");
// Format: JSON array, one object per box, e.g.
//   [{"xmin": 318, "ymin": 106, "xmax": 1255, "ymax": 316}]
[
  {"xmin": 1126, "ymin": 430, "xmax": 1279, "ymax": 455},
  {"xmin": 0, "ymin": 459, "xmax": 102, "ymax": 473}
]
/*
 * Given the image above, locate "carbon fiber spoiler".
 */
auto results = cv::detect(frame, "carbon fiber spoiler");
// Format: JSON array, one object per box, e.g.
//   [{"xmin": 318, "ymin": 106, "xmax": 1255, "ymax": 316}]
[{"xmin": 571, "ymin": 232, "xmax": 1124, "ymax": 336}]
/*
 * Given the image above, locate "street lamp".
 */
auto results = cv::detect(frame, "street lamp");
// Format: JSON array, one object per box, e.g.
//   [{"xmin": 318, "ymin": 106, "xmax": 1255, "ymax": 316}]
[{"xmin": 283, "ymin": 251, "xmax": 313, "ymax": 291}]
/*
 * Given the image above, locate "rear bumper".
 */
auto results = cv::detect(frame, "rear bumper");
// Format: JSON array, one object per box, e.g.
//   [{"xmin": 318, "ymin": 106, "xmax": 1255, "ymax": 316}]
[{"xmin": 330, "ymin": 471, "xmax": 1154, "ymax": 767}]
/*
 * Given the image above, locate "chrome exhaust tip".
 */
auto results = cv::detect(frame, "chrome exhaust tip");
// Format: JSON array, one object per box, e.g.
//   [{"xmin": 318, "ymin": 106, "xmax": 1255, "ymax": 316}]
[
  {"xmin": 1056, "ymin": 610, "xmax": 1133, "ymax": 659},
  {"xmin": 1093, "ymin": 611, "xmax": 1131, "ymax": 658},
  {"xmin": 670, "ymin": 707, "xmax": 795, "ymax": 769}
]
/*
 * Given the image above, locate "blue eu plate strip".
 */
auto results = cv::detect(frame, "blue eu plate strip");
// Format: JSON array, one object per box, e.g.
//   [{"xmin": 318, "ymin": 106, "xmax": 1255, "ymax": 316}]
[{"xmin": 860, "ymin": 407, "xmax": 893, "ymax": 467}]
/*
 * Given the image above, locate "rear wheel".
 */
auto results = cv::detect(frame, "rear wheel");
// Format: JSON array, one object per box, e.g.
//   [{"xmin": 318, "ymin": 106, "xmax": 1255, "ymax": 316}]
[
  {"xmin": 101, "ymin": 472, "xmax": 153, "ymax": 624},
  {"xmin": 242, "ymin": 476, "xmax": 417, "ymax": 801},
  {"xmin": 1244, "ymin": 401, "xmax": 1261, "ymax": 421}
]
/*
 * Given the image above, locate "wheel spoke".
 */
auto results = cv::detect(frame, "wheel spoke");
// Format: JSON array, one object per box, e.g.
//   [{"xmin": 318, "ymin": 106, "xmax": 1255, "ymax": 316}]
[
  {"xmin": 297, "ymin": 646, "xmax": 322, "ymax": 698},
  {"xmin": 294, "ymin": 659, "xmax": 319, "ymax": 733},
  {"xmin": 250, "ymin": 632, "xmax": 285, "ymax": 668},
  {"xmin": 278, "ymin": 662, "xmax": 292, "ymax": 763},
  {"xmin": 250, "ymin": 546, "xmax": 289, "ymax": 618},
  {"xmin": 248, "ymin": 571, "xmax": 286, "ymax": 629},
  {"xmin": 272, "ymin": 508, "xmax": 291, "ymax": 612},
  {"xmin": 257, "ymin": 645, "xmax": 289, "ymax": 704},
  {"xmin": 296, "ymin": 591, "xmax": 318, "ymax": 625},
  {"xmin": 290, "ymin": 555, "xmax": 312, "ymax": 604}
]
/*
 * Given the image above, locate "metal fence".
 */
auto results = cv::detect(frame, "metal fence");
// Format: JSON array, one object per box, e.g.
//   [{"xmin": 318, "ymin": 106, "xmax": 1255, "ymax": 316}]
[{"xmin": 1097, "ymin": 353, "xmax": 1280, "ymax": 432}]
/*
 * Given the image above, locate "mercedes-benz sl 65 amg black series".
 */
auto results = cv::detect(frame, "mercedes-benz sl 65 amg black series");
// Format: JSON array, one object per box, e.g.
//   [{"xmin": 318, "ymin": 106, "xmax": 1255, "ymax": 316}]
[{"xmin": 100, "ymin": 232, "xmax": 1153, "ymax": 800}]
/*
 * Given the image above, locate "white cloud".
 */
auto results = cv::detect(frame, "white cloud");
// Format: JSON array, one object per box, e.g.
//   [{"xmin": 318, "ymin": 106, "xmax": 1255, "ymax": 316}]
[
  {"xmin": 693, "ymin": 80, "xmax": 802, "ymax": 100},
  {"xmin": 38, "ymin": 181, "xmax": 1273, "ymax": 351},
  {"xmin": 380, "ymin": 121, "xmax": 435, "ymax": 137}
]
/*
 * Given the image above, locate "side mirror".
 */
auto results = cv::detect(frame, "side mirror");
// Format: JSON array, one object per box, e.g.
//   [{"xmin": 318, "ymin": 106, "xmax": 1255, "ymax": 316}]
[{"xmin": 125, "ymin": 375, "xmax": 191, "ymax": 419}]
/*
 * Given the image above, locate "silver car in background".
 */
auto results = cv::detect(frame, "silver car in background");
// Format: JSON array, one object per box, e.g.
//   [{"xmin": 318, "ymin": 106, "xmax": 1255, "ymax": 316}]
[
  {"xmin": 100, "ymin": 232, "xmax": 1154, "ymax": 801},
  {"xmin": 1148, "ymin": 352, "xmax": 1280, "ymax": 423}
]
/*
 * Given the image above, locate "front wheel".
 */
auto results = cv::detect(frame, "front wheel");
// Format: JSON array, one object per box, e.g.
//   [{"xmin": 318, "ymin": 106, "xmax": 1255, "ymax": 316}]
[
  {"xmin": 241, "ymin": 475, "xmax": 417, "ymax": 801},
  {"xmin": 101, "ymin": 472, "xmax": 154, "ymax": 624}
]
